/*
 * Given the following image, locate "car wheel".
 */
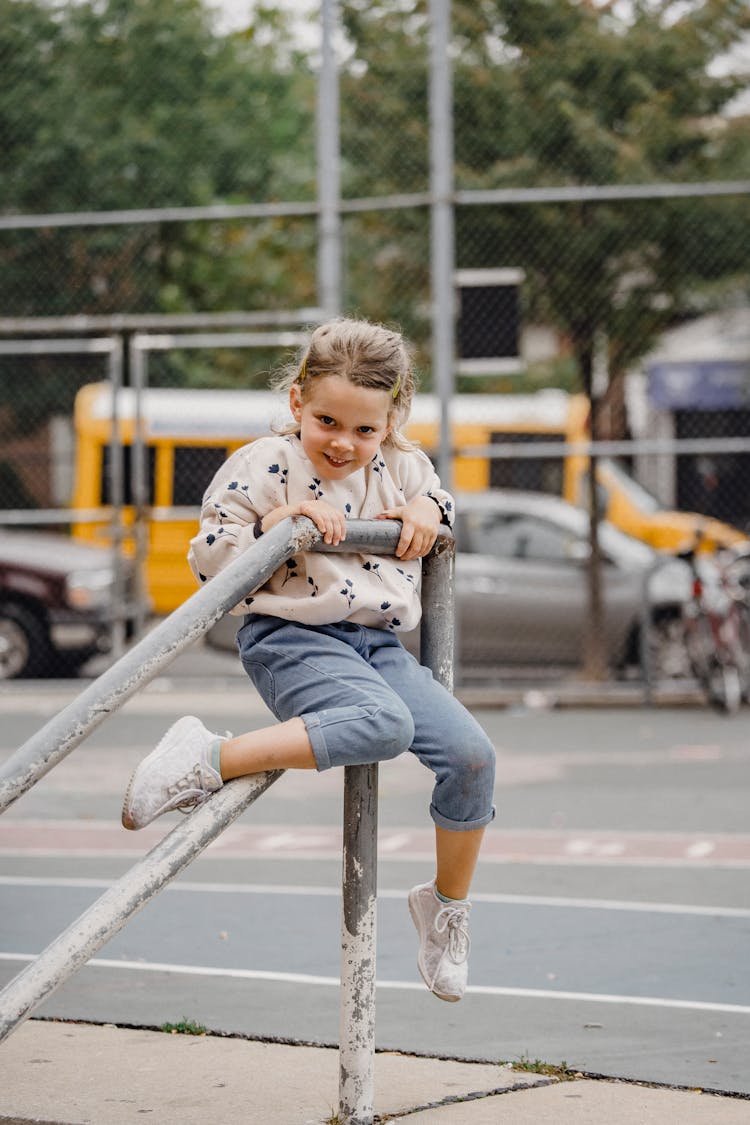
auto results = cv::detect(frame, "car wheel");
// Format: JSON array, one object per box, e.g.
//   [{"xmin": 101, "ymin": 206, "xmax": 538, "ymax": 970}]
[
  {"xmin": 46, "ymin": 651, "xmax": 92, "ymax": 679},
  {"xmin": 0, "ymin": 603, "xmax": 51, "ymax": 679}
]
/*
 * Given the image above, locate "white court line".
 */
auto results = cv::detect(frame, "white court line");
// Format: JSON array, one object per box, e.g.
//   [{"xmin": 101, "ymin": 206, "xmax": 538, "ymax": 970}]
[
  {"xmin": 1, "ymin": 951, "xmax": 750, "ymax": 1016},
  {"xmin": 4, "ymin": 848, "xmax": 750, "ymax": 869},
  {"xmin": 2, "ymin": 874, "xmax": 750, "ymax": 918}
]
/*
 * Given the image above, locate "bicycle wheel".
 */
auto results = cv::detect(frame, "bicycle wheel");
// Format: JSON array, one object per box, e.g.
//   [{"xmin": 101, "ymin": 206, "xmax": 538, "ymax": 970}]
[
  {"xmin": 712, "ymin": 603, "xmax": 749, "ymax": 713},
  {"xmin": 684, "ymin": 612, "xmax": 714, "ymax": 688},
  {"xmin": 735, "ymin": 604, "xmax": 750, "ymax": 703},
  {"xmin": 707, "ymin": 661, "xmax": 742, "ymax": 715}
]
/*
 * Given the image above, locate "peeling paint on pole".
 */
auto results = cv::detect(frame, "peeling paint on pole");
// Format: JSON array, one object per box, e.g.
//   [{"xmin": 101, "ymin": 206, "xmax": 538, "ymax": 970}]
[
  {"xmin": 339, "ymin": 763, "xmax": 378, "ymax": 1125},
  {"xmin": 337, "ymin": 530, "xmax": 454, "ymax": 1124}
]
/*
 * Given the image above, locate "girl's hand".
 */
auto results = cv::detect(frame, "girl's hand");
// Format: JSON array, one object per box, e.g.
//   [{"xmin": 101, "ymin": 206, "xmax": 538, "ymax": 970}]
[
  {"xmin": 262, "ymin": 500, "xmax": 347, "ymax": 546},
  {"xmin": 376, "ymin": 495, "xmax": 441, "ymax": 560}
]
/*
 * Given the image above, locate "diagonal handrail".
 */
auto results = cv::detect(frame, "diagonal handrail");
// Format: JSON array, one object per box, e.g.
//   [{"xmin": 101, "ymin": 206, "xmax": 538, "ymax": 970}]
[
  {"xmin": 0, "ymin": 770, "xmax": 283, "ymax": 1039},
  {"xmin": 0, "ymin": 519, "xmax": 455, "ymax": 1125},
  {"xmin": 0, "ymin": 516, "xmax": 422, "ymax": 814}
]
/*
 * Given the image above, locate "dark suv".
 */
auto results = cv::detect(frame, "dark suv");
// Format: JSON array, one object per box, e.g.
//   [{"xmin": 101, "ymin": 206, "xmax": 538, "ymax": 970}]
[{"xmin": 0, "ymin": 532, "xmax": 136, "ymax": 679}]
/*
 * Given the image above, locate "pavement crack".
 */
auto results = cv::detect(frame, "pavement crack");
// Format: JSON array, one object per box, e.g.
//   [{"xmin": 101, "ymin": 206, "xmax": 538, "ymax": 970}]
[{"xmin": 372, "ymin": 1076, "xmax": 556, "ymax": 1122}]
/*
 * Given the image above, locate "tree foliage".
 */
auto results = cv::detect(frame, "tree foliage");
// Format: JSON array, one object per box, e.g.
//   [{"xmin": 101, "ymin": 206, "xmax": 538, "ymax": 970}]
[
  {"xmin": 472, "ymin": 1, "xmax": 748, "ymax": 391},
  {"xmin": 0, "ymin": 0, "xmax": 748, "ymax": 397},
  {"xmin": 0, "ymin": 0, "xmax": 320, "ymax": 416},
  {"xmin": 339, "ymin": 0, "xmax": 750, "ymax": 405},
  {"xmin": 0, "ymin": 0, "xmax": 316, "ymax": 322}
]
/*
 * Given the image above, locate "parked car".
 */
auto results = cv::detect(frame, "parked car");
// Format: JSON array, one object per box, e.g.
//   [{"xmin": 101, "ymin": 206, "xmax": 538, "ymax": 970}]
[
  {"xmin": 206, "ymin": 490, "xmax": 694, "ymax": 680},
  {"xmin": 0, "ymin": 532, "xmax": 136, "ymax": 680},
  {"xmin": 451, "ymin": 490, "xmax": 692, "ymax": 678}
]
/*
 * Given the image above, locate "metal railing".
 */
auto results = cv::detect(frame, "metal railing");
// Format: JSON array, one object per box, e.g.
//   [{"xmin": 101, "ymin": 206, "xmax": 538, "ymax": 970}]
[{"xmin": 0, "ymin": 516, "xmax": 455, "ymax": 1125}]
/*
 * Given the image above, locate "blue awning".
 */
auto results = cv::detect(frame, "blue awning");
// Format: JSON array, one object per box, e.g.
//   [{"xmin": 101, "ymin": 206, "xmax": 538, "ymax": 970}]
[{"xmin": 647, "ymin": 360, "xmax": 750, "ymax": 410}]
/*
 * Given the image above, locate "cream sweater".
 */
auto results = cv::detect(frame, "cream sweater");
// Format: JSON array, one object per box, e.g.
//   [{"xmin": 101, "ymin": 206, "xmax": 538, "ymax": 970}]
[{"xmin": 188, "ymin": 433, "xmax": 454, "ymax": 631}]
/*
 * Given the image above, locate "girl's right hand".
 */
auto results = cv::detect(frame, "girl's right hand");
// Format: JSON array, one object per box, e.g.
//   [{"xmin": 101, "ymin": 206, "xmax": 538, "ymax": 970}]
[
  {"xmin": 262, "ymin": 500, "xmax": 347, "ymax": 546},
  {"xmin": 297, "ymin": 500, "xmax": 347, "ymax": 545}
]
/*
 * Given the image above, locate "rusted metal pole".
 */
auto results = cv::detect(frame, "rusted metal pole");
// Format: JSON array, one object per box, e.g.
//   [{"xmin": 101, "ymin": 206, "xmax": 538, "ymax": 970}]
[
  {"xmin": 339, "ymin": 763, "xmax": 379, "ymax": 1124},
  {"xmin": 337, "ymin": 529, "xmax": 455, "ymax": 1125}
]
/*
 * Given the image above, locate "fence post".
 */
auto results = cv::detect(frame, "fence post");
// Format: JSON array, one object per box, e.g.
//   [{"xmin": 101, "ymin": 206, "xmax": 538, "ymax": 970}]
[{"xmin": 640, "ymin": 565, "xmax": 655, "ymax": 707}]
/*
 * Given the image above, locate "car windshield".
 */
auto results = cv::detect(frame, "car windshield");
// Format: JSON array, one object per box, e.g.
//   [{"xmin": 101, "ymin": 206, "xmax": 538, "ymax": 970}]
[
  {"xmin": 600, "ymin": 458, "xmax": 661, "ymax": 514},
  {"xmin": 460, "ymin": 499, "xmax": 657, "ymax": 569},
  {"xmin": 597, "ymin": 519, "xmax": 656, "ymax": 567}
]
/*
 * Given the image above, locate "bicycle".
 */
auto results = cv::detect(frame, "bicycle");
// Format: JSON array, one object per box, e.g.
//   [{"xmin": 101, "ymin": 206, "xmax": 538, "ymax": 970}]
[{"xmin": 678, "ymin": 536, "xmax": 750, "ymax": 714}]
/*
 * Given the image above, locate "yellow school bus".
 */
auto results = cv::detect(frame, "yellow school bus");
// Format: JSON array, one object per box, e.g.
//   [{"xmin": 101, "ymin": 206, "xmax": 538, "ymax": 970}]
[{"xmin": 71, "ymin": 381, "xmax": 744, "ymax": 613}]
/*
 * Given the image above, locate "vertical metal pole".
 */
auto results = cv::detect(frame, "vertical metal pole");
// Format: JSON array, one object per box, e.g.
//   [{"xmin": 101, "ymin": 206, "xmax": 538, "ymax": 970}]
[
  {"xmin": 640, "ymin": 563, "xmax": 659, "ymax": 707},
  {"xmin": 421, "ymin": 532, "xmax": 456, "ymax": 689},
  {"xmin": 429, "ymin": 0, "xmax": 455, "ymax": 491},
  {"xmin": 339, "ymin": 762, "xmax": 378, "ymax": 1125},
  {"xmin": 337, "ymin": 529, "xmax": 454, "ymax": 1124},
  {"xmin": 129, "ymin": 336, "xmax": 149, "ymax": 639},
  {"xmin": 317, "ymin": 0, "xmax": 342, "ymax": 318},
  {"xmin": 106, "ymin": 337, "xmax": 126, "ymax": 661}
]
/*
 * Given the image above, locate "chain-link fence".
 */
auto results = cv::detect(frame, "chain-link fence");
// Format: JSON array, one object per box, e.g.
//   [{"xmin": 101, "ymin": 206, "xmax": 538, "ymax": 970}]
[{"xmin": 0, "ymin": 0, "xmax": 748, "ymax": 687}]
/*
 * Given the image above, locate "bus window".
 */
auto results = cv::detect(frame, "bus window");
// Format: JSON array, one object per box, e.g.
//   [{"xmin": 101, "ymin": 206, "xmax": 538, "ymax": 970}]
[
  {"xmin": 172, "ymin": 446, "xmax": 228, "ymax": 506},
  {"xmin": 101, "ymin": 445, "xmax": 156, "ymax": 505},
  {"xmin": 489, "ymin": 432, "xmax": 564, "ymax": 495}
]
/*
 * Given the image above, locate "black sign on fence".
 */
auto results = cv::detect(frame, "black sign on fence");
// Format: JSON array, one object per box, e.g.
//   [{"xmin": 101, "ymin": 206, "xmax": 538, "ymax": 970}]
[{"xmin": 455, "ymin": 268, "xmax": 525, "ymax": 377}]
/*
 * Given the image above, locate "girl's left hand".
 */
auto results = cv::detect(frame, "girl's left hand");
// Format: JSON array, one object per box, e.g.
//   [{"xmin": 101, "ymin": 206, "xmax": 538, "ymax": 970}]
[{"xmin": 376, "ymin": 495, "xmax": 441, "ymax": 560}]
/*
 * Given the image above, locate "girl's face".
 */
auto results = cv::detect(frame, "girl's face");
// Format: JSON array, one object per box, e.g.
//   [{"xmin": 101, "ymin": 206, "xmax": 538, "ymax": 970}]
[{"xmin": 290, "ymin": 375, "xmax": 392, "ymax": 480}]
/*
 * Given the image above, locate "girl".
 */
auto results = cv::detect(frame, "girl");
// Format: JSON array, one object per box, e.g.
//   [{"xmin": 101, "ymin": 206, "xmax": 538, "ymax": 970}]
[{"xmin": 122, "ymin": 318, "xmax": 496, "ymax": 1003}]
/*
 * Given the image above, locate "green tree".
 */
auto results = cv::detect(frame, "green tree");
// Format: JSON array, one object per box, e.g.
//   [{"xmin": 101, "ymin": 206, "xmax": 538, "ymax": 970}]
[
  {"xmin": 338, "ymin": 0, "xmax": 750, "ymax": 674},
  {"xmin": 0, "ymin": 0, "xmax": 316, "ymax": 324},
  {"xmin": 339, "ymin": 0, "xmax": 750, "ymax": 388},
  {"xmin": 463, "ymin": 0, "xmax": 750, "ymax": 676},
  {"xmin": 0, "ymin": 0, "xmax": 314, "ymax": 213},
  {"xmin": 0, "ymin": 0, "xmax": 318, "ymax": 424}
]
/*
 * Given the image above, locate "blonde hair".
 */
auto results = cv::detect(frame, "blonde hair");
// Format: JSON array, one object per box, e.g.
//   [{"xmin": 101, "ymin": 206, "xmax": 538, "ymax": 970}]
[{"xmin": 272, "ymin": 317, "xmax": 417, "ymax": 450}]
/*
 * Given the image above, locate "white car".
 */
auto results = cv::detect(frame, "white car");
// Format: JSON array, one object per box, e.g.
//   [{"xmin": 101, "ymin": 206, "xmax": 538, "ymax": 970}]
[
  {"xmin": 451, "ymin": 490, "xmax": 693, "ymax": 678},
  {"xmin": 207, "ymin": 489, "xmax": 694, "ymax": 682}
]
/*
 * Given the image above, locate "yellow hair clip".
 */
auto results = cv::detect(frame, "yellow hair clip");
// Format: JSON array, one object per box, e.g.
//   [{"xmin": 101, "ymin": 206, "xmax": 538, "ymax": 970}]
[
  {"xmin": 298, "ymin": 355, "xmax": 308, "ymax": 383},
  {"xmin": 392, "ymin": 374, "xmax": 401, "ymax": 400}
]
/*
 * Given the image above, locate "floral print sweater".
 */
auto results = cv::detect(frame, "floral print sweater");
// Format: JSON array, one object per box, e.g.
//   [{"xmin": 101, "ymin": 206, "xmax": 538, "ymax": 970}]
[{"xmin": 188, "ymin": 433, "xmax": 454, "ymax": 632}]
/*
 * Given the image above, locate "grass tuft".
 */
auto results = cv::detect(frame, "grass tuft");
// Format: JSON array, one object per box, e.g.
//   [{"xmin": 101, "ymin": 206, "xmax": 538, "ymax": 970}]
[
  {"xmin": 160, "ymin": 1019, "xmax": 209, "ymax": 1036},
  {"xmin": 511, "ymin": 1053, "xmax": 578, "ymax": 1081}
]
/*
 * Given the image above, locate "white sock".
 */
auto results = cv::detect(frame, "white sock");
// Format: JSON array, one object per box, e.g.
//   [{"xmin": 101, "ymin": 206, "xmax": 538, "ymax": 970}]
[
  {"xmin": 435, "ymin": 885, "xmax": 468, "ymax": 904},
  {"xmin": 210, "ymin": 739, "xmax": 223, "ymax": 777}
]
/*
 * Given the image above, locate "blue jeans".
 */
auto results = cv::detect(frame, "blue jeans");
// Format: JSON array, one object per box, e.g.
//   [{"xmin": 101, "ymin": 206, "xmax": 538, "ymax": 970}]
[{"xmin": 237, "ymin": 615, "xmax": 496, "ymax": 832}]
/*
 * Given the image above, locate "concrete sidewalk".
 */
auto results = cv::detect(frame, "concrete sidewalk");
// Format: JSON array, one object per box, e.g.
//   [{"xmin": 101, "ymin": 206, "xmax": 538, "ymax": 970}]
[{"xmin": 1, "ymin": 1020, "xmax": 748, "ymax": 1125}]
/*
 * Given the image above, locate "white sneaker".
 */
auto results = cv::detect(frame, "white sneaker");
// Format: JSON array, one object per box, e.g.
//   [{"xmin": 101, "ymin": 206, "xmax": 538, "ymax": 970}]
[
  {"xmin": 408, "ymin": 880, "xmax": 471, "ymax": 1002},
  {"xmin": 121, "ymin": 716, "xmax": 228, "ymax": 830}
]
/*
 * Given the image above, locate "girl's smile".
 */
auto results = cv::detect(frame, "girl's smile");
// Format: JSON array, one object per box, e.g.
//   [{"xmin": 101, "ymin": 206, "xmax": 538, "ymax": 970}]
[{"xmin": 290, "ymin": 375, "xmax": 392, "ymax": 480}]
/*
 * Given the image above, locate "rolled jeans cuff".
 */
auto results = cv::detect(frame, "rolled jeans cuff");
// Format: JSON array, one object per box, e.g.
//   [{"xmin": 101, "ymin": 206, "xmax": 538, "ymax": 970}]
[
  {"xmin": 302, "ymin": 713, "xmax": 332, "ymax": 772},
  {"xmin": 430, "ymin": 802, "xmax": 496, "ymax": 832}
]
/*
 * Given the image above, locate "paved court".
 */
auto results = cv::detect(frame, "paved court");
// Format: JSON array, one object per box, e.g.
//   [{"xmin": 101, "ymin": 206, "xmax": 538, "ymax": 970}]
[{"xmin": 1, "ymin": 669, "xmax": 749, "ymax": 1097}]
